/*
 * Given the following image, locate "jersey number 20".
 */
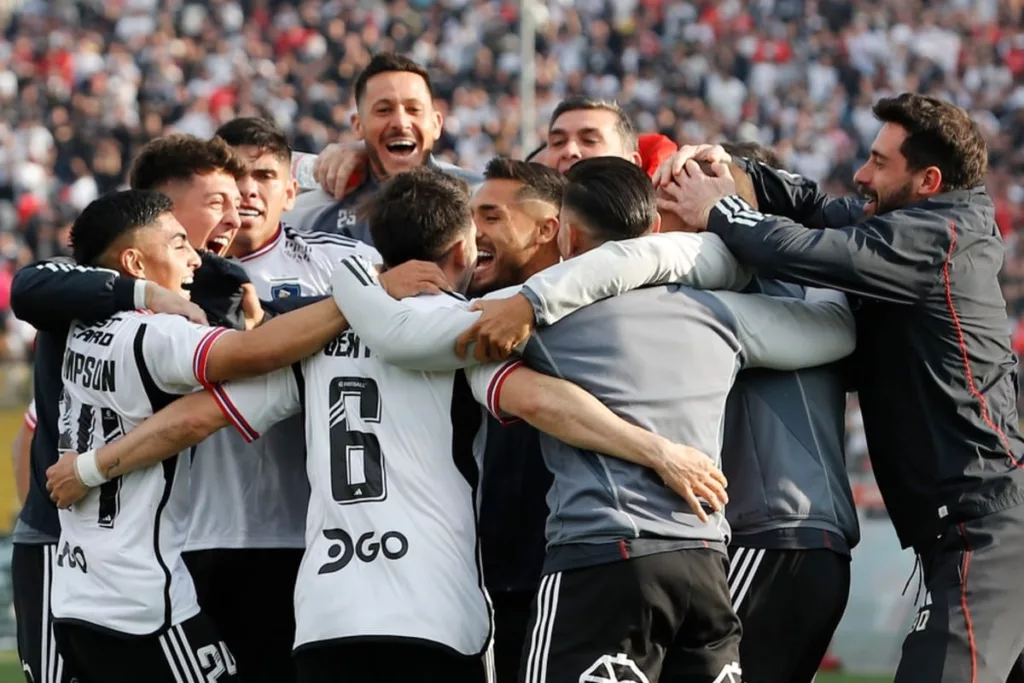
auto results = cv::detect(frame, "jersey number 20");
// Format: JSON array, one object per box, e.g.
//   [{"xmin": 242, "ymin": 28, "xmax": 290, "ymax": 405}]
[{"xmin": 328, "ymin": 377, "xmax": 386, "ymax": 504}]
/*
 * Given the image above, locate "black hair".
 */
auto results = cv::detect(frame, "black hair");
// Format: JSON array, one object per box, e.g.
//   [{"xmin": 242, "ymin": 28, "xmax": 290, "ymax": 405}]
[
  {"xmin": 562, "ymin": 157, "xmax": 656, "ymax": 242},
  {"xmin": 549, "ymin": 97, "xmax": 638, "ymax": 153},
  {"xmin": 872, "ymin": 92, "xmax": 987, "ymax": 190},
  {"xmin": 354, "ymin": 53, "xmax": 434, "ymax": 106},
  {"xmin": 71, "ymin": 190, "xmax": 175, "ymax": 266},
  {"xmin": 484, "ymin": 157, "xmax": 566, "ymax": 208},
  {"xmin": 365, "ymin": 167, "xmax": 472, "ymax": 267},
  {"xmin": 215, "ymin": 117, "xmax": 292, "ymax": 164},
  {"xmin": 719, "ymin": 141, "xmax": 786, "ymax": 170}
]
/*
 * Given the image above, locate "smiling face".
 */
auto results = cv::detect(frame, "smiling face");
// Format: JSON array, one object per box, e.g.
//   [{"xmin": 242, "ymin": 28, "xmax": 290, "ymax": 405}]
[
  {"xmin": 352, "ymin": 70, "xmax": 443, "ymax": 179},
  {"xmin": 228, "ymin": 145, "xmax": 297, "ymax": 257},
  {"xmin": 120, "ymin": 212, "xmax": 202, "ymax": 298},
  {"xmin": 852, "ymin": 123, "xmax": 921, "ymax": 216},
  {"xmin": 158, "ymin": 170, "xmax": 242, "ymax": 256}
]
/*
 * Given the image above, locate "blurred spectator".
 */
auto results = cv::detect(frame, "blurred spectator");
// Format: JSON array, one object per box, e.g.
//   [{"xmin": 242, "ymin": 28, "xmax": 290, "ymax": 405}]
[{"xmin": 2, "ymin": 0, "xmax": 1024, "ymax": 486}]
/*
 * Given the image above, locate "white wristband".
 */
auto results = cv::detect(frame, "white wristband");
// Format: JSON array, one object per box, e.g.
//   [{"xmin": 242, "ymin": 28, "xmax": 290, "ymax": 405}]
[
  {"xmin": 134, "ymin": 279, "xmax": 148, "ymax": 310},
  {"xmin": 74, "ymin": 450, "xmax": 109, "ymax": 488}
]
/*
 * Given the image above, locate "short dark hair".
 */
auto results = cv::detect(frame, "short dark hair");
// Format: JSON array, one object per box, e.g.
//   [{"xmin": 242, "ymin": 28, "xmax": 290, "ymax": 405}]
[
  {"xmin": 562, "ymin": 157, "xmax": 656, "ymax": 242},
  {"xmin": 129, "ymin": 135, "xmax": 247, "ymax": 190},
  {"xmin": 354, "ymin": 53, "xmax": 434, "ymax": 106},
  {"xmin": 549, "ymin": 97, "xmax": 638, "ymax": 153},
  {"xmin": 872, "ymin": 93, "xmax": 987, "ymax": 191},
  {"xmin": 524, "ymin": 142, "xmax": 547, "ymax": 163},
  {"xmin": 484, "ymin": 157, "xmax": 566, "ymax": 209},
  {"xmin": 215, "ymin": 117, "xmax": 292, "ymax": 164},
  {"xmin": 365, "ymin": 167, "xmax": 472, "ymax": 267},
  {"xmin": 71, "ymin": 190, "xmax": 174, "ymax": 266},
  {"xmin": 720, "ymin": 141, "xmax": 786, "ymax": 170}
]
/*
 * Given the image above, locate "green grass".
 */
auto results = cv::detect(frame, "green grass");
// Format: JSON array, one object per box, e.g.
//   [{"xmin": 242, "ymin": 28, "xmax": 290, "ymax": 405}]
[{"xmin": 817, "ymin": 673, "xmax": 891, "ymax": 683}]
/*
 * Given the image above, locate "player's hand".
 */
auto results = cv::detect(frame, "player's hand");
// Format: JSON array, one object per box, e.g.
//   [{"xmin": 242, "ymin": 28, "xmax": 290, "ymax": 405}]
[
  {"xmin": 651, "ymin": 440, "xmax": 728, "ymax": 523},
  {"xmin": 656, "ymin": 161, "xmax": 737, "ymax": 232},
  {"xmin": 313, "ymin": 142, "xmax": 368, "ymax": 199},
  {"xmin": 652, "ymin": 144, "xmax": 733, "ymax": 188},
  {"xmin": 46, "ymin": 451, "xmax": 90, "ymax": 509},
  {"xmin": 455, "ymin": 294, "xmax": 536, "ymax": 361},
  {"xmin": 378, "ymin": 260, "xmax": 451, "ymax": 299},
  {"xmin": 240, "ymin": 284, "xmax": 265, "ymax": 329},
  {"xmin": 145, "ymin": 282, "xmax": 208, "ymax": 325}
]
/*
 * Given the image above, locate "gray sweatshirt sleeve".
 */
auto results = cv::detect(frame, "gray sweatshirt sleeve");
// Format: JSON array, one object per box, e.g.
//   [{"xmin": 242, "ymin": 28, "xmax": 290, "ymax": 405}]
[
  {"xmin": 330, "ymin": 255, "xmax": 484, "ymax": 371},
  {"xmin": 521, "ymin": 232, "xmax": 752, "ymax": 326},
  {"xmin": 710, "ymin": 288, "xmax": 856, "ymax": 370}
]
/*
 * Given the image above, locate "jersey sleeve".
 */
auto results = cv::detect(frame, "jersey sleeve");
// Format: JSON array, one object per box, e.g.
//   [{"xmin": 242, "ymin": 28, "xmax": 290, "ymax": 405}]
[
  {"xmin": 706, "ymin": 195, "xmax": 949, "ymax": 304},
  {"xmin": 24, "ymin": 400, "xmax": 37, "ymax": 431},
  {"xmin": 464, "ymin": 360, "xmax": 525, "ymax": 426},
  {"xmin": 207, "ymin": 366, "xmax": 302, "ymax": 443},
  {"xmin": 11, "ymin": 259, "xmax": 139, "ymax": 332},
  {"xmin": 330, "ymin": 254, "xmax": 485, "ymax": 370},
  {"xmin": 735, "ymin": 158, "xmax": 865, "ymax": 229},
  {"xmin": 140, "ymin": 314, "xmax": 233, "ymax": 393},
  {"xmin": 521, "ymin": 232, "xmax": 752, "ymax": 326},
  {"xmin": 709, "ymin": 287, "xmax": 856, "ymax": 371}
]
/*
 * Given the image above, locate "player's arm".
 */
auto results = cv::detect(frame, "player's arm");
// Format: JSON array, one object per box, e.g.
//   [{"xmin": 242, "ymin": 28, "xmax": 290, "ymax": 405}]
[
  {"xmin": 733, "ymin": 158, "xmax": 865, "ymax": 229},
  {"xmin": 330, "ymin": 254, "xmax": 485, "ymax": 370},
  {"xmin": 11, "ymin": 259, "xmax": 206, "ymax": 332},
  {"xmin": 46, "ymin": 368, "xmax": 302, "ymax": 508},
  {"xmin": 706, "ymin": 196, "xmax": 949, "ymax": 304},
  {"xmin": 710, "ymin": 287, "xmax": 856, "ymax": 371},
  {"xmin": 465, "ymin": 361, "xmax": 727, "ymax": 522},
  {"xmin": 520, "ymin": 231, "xmax": 751, "ymax": 327},
  {"xmin": 12, "ymin": 402, "xmax": 35, "ymax": 505}
]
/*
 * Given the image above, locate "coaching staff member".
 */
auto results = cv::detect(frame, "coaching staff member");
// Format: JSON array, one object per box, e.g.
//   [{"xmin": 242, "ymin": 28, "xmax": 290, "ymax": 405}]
[{"xmin": 659, "ymin": 92, "xmax": 1024, "ymax": 683}]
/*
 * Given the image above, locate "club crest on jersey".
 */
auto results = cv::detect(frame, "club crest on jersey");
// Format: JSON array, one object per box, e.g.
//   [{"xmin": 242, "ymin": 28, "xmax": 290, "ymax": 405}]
[{"xmin": 271, "ymin": 282, "xmax": 302, "ymax": 299}]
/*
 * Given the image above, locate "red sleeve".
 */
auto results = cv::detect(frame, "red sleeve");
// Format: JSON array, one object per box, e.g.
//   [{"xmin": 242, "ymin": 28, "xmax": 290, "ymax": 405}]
[{"xmin": 637, "ymin": 134, "xmax": 679, "ymax": 178}]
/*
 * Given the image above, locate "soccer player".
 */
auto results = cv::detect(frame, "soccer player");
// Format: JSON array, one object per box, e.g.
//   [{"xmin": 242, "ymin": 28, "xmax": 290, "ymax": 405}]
[
  {"xmin": 8, "ymin": 135, "xmax": 244, "ymax": 683},
  {"xmin": 182, "ymin": 117, "xmax": 384, "ymax": 683},
  {"xmin": 46, "ymin": 167, "xmax": 725, "ymax": 683},
  {"xmin": 286, "ymin": 53, "xmax": 481, "ymax": 240},
  {"xmin": 48, "ymin": 189, "xmax": 357, "ymax": 683},
  {"xmin": 326, "ymin": 157, "xmax": 858, "ymax": 683},
  {"xmin": 665, "ymin": 93, "xmax": 1024, "ymax": 682}
]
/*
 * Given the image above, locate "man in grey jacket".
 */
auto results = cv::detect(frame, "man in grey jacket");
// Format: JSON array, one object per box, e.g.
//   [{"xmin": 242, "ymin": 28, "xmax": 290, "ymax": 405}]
[
  {"xmin": 328, "ymin": 157, "xmax": 857, "ymax": 683},
  {"xmin": 284, "ymin": 53, "xmax": 480, "ymax": 243}
]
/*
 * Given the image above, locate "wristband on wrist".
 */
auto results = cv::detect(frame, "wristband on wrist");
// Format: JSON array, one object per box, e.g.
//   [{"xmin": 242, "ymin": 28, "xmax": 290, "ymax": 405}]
[
  {"xmin": 134, "ymin": 280, "xmax": 148, "ymax": 310},
  {"xmin": 74, "ymin": 450, "xmax": 109, "ymax": 488}
]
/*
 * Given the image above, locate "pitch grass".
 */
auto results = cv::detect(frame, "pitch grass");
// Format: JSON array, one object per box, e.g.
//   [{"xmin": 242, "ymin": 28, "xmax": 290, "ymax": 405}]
[{"xmin": 0, "ymin": 652, "xmax": 894, "ymax": 682}]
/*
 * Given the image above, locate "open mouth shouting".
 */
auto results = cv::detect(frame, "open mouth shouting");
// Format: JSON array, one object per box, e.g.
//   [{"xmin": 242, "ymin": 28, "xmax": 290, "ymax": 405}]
[
  {"xmin": 473, "ymin": 247, "xmax": 496, "ymax": 280},
  {"xmin": 381, "ymin": 136, "xmax": 421, "ymax": 169},
  {"xmin": 206, "ymin": 234, "xmax": 233, "ymax": 256}
]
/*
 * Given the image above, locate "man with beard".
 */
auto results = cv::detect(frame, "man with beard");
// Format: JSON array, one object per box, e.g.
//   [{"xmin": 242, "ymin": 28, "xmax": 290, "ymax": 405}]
[
  {"xmin": 665, "ymin": 93, "xmax": 1024, "ymax": 683},
  {"xmin": 286, "ymin": 53, "xmax": 480, "ymax": 242},
  {"xmin": 9, "ymin": 135, "xmax": 246, "ymax": 683}
]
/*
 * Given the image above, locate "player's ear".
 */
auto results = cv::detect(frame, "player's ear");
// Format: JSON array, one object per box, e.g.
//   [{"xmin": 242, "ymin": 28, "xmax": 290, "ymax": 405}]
[
  {"xmin": 649, "ymin": 212, "xmax": 662, "ymax": 234},
  {"xmin": 431, "ymin": 107, "xmax": 443, "ymax": 138},
  {"xmin": 283, "ymin": 176, "xmax": 298, "ymax": 212},
  {"xmin": 351, "ymin": 111, "xmax": 364, "ymax": 141},
  {"xmin": 119, "ymin": 247, "xmax": 145, "ymax": 279},
  {"xmin": 536, "ymin": 215, "xmax": 559, "ymax": 244}
]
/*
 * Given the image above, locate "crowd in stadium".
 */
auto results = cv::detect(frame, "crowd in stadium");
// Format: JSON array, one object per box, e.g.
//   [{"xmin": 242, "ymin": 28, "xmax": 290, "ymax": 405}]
[
  {"xmin": 3, "ymin": 0, "xmax": 1024, "ymax": 681},
  {"xmin": 2, "ymin": 0, "xmax": 1024, "ymax": 367}
]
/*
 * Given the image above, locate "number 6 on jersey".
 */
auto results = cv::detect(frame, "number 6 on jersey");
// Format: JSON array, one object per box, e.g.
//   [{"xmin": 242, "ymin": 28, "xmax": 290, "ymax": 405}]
[{"xmin": 328, "ymin": 376, "xmax": 386, "ymax": 504}]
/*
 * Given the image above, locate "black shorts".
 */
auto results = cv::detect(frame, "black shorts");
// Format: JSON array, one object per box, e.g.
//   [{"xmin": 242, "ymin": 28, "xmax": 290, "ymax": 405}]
[
  {"xmin": 52, "ymin": 613, "xmax": 240, "ymax": 683},
  {"xmin": 294, "ymin": 640, "xmax": 489, "ymax": 683},
  {"xmin": 12, "ymin": 542, "xmax": 75, "ymax": 683},
  {"xmin": 895, "ymin": 505, "xmax": 1024, "ymax": 683},
  {"xmin": 727, "ymin": 546, "xmax": 851, "ymax": 683},
  {"xmin": 490, "ymin": 590, "xmax": 535, "ymax": 683},
  {"xmin": 183, "ymin": 547, "xmax": 302, "ymax": 683},
  {"xmin": 519, "ymin": 548, "xmax": 742, "ymax": 683}
]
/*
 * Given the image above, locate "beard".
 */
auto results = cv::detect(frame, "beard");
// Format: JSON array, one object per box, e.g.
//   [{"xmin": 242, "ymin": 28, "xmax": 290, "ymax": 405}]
[
  {"xmin": 858, "ymin": 180, "xmax": 916, "ymax": 216},
  {"xmin": 365, "ymin": 139, "xmax": 435, "ymax": 180}
]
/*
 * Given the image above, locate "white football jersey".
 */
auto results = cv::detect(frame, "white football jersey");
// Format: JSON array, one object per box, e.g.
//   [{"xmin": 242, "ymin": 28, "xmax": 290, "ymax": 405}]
[
  {"xmin": 186, "ymin": 224, "xmax": 382, "ymax": 551},
  {"xmin": 212, "ymin": 291, "xmax": 492, "ymax": 655},
  {"xmin": 52, "ymin": 311, "xmax": 228, "ymax": 635}
]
